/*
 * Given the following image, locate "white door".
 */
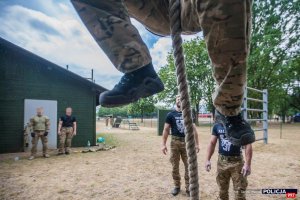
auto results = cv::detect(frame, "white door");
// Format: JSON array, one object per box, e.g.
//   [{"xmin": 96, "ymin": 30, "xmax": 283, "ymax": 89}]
[{"xmin": 24, "ymin": 99, "xmax": 57, "ymax": 149}]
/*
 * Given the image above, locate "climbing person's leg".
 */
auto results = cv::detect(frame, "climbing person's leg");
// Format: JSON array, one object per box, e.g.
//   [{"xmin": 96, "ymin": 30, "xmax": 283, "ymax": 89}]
[
  {"xmin": 71, "ymin": 0, "xmax": 164, "ymax": 107},
  {"xmin": 126, "ymin": 0, "xmax": 201, "ymax": 36},
  {"xmin": 125, "ymin": 0, "xmax": 170, "ymax": 36},
  {"xmin": 198, "ymin": 0, "xmax": 255, "ymax": 146}
]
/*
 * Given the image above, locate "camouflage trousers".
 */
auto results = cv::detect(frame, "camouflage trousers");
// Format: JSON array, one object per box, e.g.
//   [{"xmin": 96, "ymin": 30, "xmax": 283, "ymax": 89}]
[
  {"xmin": 58, "ymin": 127, "xmax": 74, "ymax": 153},
  {"xmin": 71, "ymin": 0, "xmax": 252, "ymax": 116},
  {"xmin": 217, "ymin": 154, "xmax": 248, "ymax": 200},
  {"xmin": 170, "ymin": 138, "xmax": 189, "ymax": 190},
  {"xmin": 31, "ymin": 131, "xmax": 48, "ymax": 156}
]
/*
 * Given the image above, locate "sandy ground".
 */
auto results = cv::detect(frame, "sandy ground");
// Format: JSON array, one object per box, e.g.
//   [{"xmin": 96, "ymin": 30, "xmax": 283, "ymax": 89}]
[{"xmin": 0, "ymin": 121, "xmax": 299, "ymax": 200}]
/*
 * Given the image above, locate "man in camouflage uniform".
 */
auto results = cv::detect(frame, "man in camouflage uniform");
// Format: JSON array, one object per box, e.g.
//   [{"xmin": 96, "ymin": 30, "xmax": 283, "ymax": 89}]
[
  {"xmin": 71, "ymin": 0, "xmax": 255, "ymax": 145},
  {"xmin": 28, "ymin": 107, "xmax": 50, "ymax": 160},
  {"xmin": 161, "ymin": 96, "xmax": 200, "ymax": 196},
  {"xmin": 205, "ymin": 115, "xmax": 253, "ymax": 200}
]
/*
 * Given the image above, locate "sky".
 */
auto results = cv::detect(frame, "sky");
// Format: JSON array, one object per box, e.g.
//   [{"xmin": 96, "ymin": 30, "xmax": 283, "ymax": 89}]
[{"xmin": 0, "ymin": 0, "xmax": 200, "ymax": 89}]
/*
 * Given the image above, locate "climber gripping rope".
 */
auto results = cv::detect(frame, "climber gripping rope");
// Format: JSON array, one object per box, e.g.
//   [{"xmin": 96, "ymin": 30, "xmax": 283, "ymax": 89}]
[{"xmin": 71, "ymin": 0, "xmax": 255, "ymax": 147}]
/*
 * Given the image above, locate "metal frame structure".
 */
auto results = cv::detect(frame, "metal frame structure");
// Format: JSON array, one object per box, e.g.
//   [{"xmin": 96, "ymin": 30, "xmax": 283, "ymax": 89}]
[{"xmin": 242, "ymin": 87, "xmax": 268, "ymax": 144}]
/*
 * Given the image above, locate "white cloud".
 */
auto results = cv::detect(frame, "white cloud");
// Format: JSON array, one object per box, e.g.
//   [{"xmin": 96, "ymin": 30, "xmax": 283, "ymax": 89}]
[
  {"xmin": 0, "ymin": 1, "xmax": 204, "ymax": 89},
  {"xmin": 150, "ymin": 37, "xmax": 172, "ymax": 70},
  {"xmin": 0, "ymin": 4, "xmax": 120, "ymax": 78},
  {"xmin": 149, "ymin": 33, "xmax": 203, "ymax": 70}
]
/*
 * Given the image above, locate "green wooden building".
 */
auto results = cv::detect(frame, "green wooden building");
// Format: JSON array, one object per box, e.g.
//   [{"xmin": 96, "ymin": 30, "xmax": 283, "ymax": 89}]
[{"xmin": 0, "ymin": 38, "xmax": 107, "ymax": 153}]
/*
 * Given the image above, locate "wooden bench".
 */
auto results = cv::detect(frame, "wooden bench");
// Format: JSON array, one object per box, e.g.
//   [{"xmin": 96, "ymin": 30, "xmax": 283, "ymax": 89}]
[
  {"xmin": 129, "ymin": 122, "xmax": 139, "ymax": 130},
  {"xmin": 122, "ymin": 119, "xmax": 139, "ymax": 130}
]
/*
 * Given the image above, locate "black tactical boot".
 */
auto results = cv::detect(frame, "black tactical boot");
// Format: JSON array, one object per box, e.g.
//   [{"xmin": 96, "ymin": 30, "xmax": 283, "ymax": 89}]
[
  {"xmin": 99, "ymin": 63, "xmax": 164, "ymax": 107},
  {"xmin": 171, "ymin": 187, "xmax": 180, "ymax": 196},
  {"xmin": 215, "ymin": 110, "xmax": 255, "ymax": 146}
]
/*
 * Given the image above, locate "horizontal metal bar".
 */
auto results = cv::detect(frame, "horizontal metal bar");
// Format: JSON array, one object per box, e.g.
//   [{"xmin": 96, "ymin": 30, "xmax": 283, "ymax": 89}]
[
  {"xmin": 247, "ymin": 87, "xmax": 265, "ymax": 93},
  {"xmin": 246, "ymin": 119, "xmax": 267, "ymax": 121},
  {"xmin": 246, "ymin": 97, "xmax": 266, "ymax": 103},
  {"xmin": 242, "ymin": 108, "xmax": 266, "ymax": 112},
  {"xmin": 255, "ymin": 137, "xmax": 266, "ymax": 141},
  {"xmin": 246, "ymin": 108, "xmax": 266, "ymax": 112},
  {"xmin": 253, "ymin": 128, "xmax": 266, "ymax": 132}
]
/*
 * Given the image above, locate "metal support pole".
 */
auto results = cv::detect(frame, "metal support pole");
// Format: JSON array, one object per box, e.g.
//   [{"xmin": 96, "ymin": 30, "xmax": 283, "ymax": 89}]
[
  {"xmin": 209, "ymin": 116, "xmax": 212, "ymax": 133},
  {"xmin": 262, "ymin": 89, "xmax": 268, "ymax": 144},
  {"xmin": 280, "ymin": 121, "xmax": 283, "ymax": 139},
  {"xmin": 243, "ymin": 87, "xmax": 248, "ymax": 121}
]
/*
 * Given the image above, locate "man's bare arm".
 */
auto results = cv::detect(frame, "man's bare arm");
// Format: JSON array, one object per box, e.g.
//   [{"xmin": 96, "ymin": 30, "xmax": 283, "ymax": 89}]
[
  {"xmin": 193, "ymin": 124, "xmax": 200, "ymax": 153},
  {"xmin": 245, "ymin": 144, "xmax": 253, "ymax": 166},
  {"xmin": 161, "ymin": 123, "xmax": 171, "ymax": 155},
  {"xmin": 73, "ymin": 122, "xmax": 77, "ymax": 135},
  {"xmin": 205, "ymin": 135, "xmax": 218, "ymax": 171},
  {"xmin": 242, "ymin": 144, "xmax": 253, "ymax": 176},
  {"xmin": 58, "ymin": 120, "xmax": 62, "ymax": 135}
]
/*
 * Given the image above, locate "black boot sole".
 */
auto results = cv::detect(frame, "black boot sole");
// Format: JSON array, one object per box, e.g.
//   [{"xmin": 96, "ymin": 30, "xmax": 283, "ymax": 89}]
[
  {"xmin": 227, "ymin": 131, "xmax": 256, "ymax": 146},
  {"xmin": 100, "ymin": 76, "xmax": 164, "ymax": 107},
  {"xmin": 215, "ymin": 110, "xmax": 256, "ymax": 146}
]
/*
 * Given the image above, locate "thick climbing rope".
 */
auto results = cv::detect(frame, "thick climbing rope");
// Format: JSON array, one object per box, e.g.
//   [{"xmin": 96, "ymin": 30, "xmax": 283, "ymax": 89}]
[{"xmin": 169, "ymin": 0, "xmax": 199, "ymax": 199}]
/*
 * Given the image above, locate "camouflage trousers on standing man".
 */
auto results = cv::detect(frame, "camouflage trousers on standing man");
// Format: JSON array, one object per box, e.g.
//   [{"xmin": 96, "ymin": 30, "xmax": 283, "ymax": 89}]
[
  {"xmin": 71, "ymin": 0, "xmax": 252, "ymax": 116},
  {"xmin": 31, "ymin": 131, "xmax": 48, "ymax": 156},
  {"xmin": 217, "ymin": 154, "xmax": 248, "ymax": 200},
  {"xmin": 170, "ymin": 137, "xmax": 189, "ymax": 191},
  {"xmin": 59, "ymin": 127, "xmax": 74, "ymax": 153}
]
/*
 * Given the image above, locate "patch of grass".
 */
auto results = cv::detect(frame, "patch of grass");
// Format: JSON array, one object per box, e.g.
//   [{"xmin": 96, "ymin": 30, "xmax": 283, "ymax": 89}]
[
  {"xmin": 197, "ymin": 123, "xmax": 213, "ymax": 127},
  {"xmin": 96, "ymin": 133, "xmax": 119, "ymax": 146}
]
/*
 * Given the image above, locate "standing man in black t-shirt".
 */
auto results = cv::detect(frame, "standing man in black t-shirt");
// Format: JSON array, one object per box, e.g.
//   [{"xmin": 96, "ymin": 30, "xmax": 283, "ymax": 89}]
[
  {"xmin": 205, "ymin": 117, "xmax": 253, "ymax": 200},
  {"xmin": 57, "ymin": 107, "xmax": 77, "ymax": 155},
  {"xmin": 161, "ymin": 96, "xmax": 200, "ymax": 196}
]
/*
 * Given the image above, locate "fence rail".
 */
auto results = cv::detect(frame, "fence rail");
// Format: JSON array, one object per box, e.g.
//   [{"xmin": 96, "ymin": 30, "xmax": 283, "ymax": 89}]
[{"xmin": 242, "ymin": 87, "xmax": 268, "ymax": 144}]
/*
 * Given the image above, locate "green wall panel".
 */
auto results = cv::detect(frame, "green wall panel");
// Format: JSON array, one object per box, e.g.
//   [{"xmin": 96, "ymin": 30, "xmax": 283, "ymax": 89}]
[{"xmin": 157, "ymin": 109, "xmax": 172, "ymax": 136}]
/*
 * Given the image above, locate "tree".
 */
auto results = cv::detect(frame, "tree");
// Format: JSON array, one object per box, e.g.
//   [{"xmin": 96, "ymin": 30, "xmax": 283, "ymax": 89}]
[
  {"xmin": 288, "ymin": 57, "xmax": 300, "ymax": 111},
  {"xmin": 97, "ymin": 106, "xmax": 129, "ymax": 117},
  {"xmin": 158, "ymin": 37, "xmax": 213, "ymax": 125},
  {"xmin": 247, "ymin": 0, "xmax": 300, "ymax": 120},
  {"xmin": 128, "ymin": 96, "xmax": 156, "ymax": 122},
  {"xmin": 157, "ymin": 0, "xmax": 299, "ymax": 123}
]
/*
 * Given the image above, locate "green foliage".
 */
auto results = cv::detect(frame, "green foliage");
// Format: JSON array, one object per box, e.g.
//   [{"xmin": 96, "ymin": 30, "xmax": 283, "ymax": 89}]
[
  {"xmin": 128, "ymin": 96, "xmax": 157, "ymax": 121},
  {"xmin": 97, "ymin": 97, "xmax": 158, "ymax": 120},
  {"xmin": 158, "ymin": 0, "xmax": 299, "ymax": 121},
  {"xmin": 248, "ymin": 0, "xmax": 300, "ymax": 118},
  {"xmin": 96, "ymin": 133, "xmax": 119, "ymax": 146},
  {"xmin": 97, "ymin": 106, "xmax": 129, "ymax": 117},
  {"xmin": 158, "ymin": 37, "xmax": 213, "ymax": 116}
]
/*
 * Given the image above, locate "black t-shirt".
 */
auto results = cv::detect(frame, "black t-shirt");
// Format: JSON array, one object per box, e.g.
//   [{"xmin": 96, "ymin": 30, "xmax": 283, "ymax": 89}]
[
  {"xmin": 212, "ymin": 123, "xmax": 242, "ymax": 156},
  {"xmin": 60, "ymin": 115, "xmax": 76, "ymax": 127},
  {"xmin": 165, "ymin": 110, "xmax": 185, "ymax": 137}
]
